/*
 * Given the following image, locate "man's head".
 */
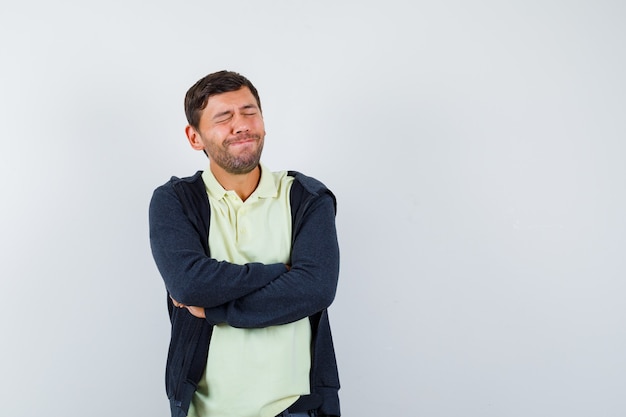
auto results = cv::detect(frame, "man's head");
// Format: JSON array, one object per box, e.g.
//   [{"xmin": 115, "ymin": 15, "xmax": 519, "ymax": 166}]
[
  {"xmin": 184, "ymin": 70, "xmax": 262, "ymax": 130},
  {"xmin": 184, "ymin": 71, "xmax": 265, "ymax": 176}
]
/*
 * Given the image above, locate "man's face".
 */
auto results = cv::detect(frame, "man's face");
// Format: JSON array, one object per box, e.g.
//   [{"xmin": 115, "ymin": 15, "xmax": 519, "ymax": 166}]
[{"xmin": 187, "ymin": 87, "xmax": 265, "ymax": 175}]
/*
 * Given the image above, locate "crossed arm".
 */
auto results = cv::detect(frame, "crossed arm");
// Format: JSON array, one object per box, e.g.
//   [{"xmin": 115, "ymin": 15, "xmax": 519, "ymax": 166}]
[
  {"xmin": 149, "ymin": 184, "xmax": 339, "ymax": 328},
  {"xmin": 169, "ymin": 266, "xmax": 292, "ymax": 319}
]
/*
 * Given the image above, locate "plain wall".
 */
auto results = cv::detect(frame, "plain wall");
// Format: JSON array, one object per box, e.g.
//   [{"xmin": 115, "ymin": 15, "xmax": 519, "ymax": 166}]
[{"xmin": 1, "ymin": 1, "xmax": 625, "ymax": 416}]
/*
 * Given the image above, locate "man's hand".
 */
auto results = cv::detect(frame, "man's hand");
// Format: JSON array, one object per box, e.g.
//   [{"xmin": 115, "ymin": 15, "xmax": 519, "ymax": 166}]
[
  {"xmin": 170, "ymin": 295, "xmax": 206, "ymax": 319},
  {"xmin": 185, "ymin": 305, "xmax": 206, "ymax": 318}
]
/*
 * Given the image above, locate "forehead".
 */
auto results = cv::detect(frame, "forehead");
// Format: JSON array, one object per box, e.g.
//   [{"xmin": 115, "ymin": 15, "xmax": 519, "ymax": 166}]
[{"xmin": 205, "ymin": 87, "xmax": 258, "ymax": 111}]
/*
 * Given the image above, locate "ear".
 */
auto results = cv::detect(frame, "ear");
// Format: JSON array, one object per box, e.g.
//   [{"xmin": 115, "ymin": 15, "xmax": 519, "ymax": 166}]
[{"xmin": 185, "ymin": 125, "xmax": 205, "ymax": 151}]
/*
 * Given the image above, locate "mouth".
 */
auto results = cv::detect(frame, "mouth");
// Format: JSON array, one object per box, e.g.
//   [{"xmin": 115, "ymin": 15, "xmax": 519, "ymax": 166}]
[
  {"xmin": 228, "ymin": 140, "xmax": 255, "ymax": 148},
  {"xmin": 226, "ymin": 135, "xmax": 259, "ymax": 147}
]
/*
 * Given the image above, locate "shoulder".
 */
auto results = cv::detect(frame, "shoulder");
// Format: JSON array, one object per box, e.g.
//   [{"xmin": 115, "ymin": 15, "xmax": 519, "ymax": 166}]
[
  {"xmin": 160, "ymin": 171, "xmax": 204, "ymax": 189},
  {"xmin": 151, "ymin": 171, "xmax": 206, "ymax": 206},
  {"xmin": 288, "ymin": 171, "xmax": 337, "ymax": 212},
  {"xmin": 153, "ymin": 171, "xmax": 204, "ymax": 194},
  {"xmin": 150, "ymin": 171, "xmax": 210, "ymax": 224},
  {"xmin": 288, "ymin": 171, "xmax": 331, "ymax": 196}
]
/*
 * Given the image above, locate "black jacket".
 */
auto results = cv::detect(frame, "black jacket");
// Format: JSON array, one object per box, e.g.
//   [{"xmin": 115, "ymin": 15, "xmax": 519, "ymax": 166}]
[{"xmin": 149, "ymin": 170, "xmax": 341, "ymax": 417}]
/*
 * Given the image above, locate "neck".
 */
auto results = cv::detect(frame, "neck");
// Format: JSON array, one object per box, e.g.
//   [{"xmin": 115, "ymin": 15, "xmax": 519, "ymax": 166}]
[{"xmin": 210, "ymin": 163, "xmax": 261, "ymax": 201}]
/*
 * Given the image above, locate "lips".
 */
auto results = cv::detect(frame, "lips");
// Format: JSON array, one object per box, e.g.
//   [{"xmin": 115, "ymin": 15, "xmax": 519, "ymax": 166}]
[{"xmin": 225, "ymin": 134, "xmax": 259, "ymax": 146}]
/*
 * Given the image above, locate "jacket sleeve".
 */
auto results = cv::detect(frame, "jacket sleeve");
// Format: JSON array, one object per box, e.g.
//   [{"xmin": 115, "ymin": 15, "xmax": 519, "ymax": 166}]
[
  {"xmin": 149, "ymin": 183, "xmax": 287, "ymax": 307},
  {"xmin": 203, "ymin": 192, "xmax": 339, "ymax": 328}
]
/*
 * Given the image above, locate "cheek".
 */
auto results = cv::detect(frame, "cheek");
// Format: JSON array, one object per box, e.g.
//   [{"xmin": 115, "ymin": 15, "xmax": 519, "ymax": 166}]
[
  {"xmin": 254, "ymin": 119, "xmax": 266, "ymax": 134},
  {"xmin": 203, "ymin": 128, "xmax": 227, "ymax": 143}
]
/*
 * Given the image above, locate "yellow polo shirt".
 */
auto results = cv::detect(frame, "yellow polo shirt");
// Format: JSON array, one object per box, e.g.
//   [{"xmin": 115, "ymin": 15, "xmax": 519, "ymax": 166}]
[{"xmin": 188, "ymin": 164, "xmax": 311, "ymax": 417}]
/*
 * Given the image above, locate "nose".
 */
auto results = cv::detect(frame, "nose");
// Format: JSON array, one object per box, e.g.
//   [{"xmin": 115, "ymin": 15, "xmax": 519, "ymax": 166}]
[{"xmin": 232, "ymin": 114, "xmax": 249, "ymax": 134}]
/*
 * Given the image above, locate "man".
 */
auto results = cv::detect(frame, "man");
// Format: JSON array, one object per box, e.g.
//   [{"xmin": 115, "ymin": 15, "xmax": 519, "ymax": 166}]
[{"xmin": 149, "ymin": 70, "xmax": 341, "ymax": 417}]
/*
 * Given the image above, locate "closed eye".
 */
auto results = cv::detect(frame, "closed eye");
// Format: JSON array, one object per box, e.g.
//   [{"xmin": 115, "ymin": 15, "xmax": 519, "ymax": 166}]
[
  {"xmin": 241, "ymin": 104, "xmax": 259, "ymax": 116},
  {"xmin": 213, "ymin": 111, "xmax": 233, "ymax": 123}
]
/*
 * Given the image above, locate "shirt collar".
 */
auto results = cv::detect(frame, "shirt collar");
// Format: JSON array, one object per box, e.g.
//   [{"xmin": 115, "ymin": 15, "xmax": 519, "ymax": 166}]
[{"xmin": 202, "ymin": 162, "xmax": 277, "ymax": 201}]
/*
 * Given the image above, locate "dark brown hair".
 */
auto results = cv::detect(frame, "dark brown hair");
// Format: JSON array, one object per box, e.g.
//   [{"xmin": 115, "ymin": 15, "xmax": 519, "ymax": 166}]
[{"xmin": 184, "ymin": 70, "xmax": 262, "ymax": 129}]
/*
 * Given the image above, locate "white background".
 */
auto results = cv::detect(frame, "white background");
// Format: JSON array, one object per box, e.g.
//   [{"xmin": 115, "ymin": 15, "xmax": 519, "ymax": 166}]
[{"xmin": 1, "ymin": 1, "xmax": 625, "ymax": 416}]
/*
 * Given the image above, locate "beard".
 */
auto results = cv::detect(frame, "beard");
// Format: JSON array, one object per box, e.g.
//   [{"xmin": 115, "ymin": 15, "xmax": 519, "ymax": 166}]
[{"xmin": 206, "ymin": 133, "xmax": 264, "ymax": 175}]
